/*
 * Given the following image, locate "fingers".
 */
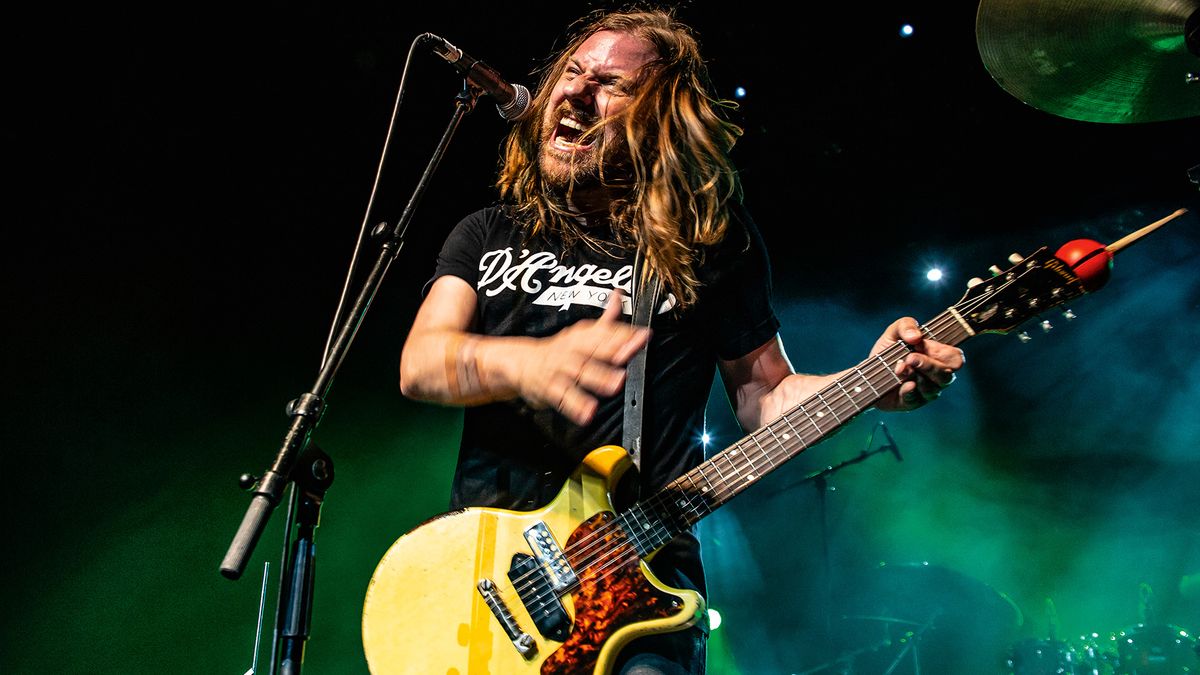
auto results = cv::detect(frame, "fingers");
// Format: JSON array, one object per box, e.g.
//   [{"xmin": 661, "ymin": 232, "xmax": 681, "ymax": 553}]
[
  {"xmin": 572, "ymin": 291, "xmax": 650, "ymax": 366},
  {"xmin": 890, "ymin": 343, "xmax": 964, "ymax": 409},
  {"xmin": 598, "ymin": 288, "xmax": 626, "ymax": 322},
  {"xmin": 895, "ymin": 317, "xmax": 925, "ymax": 345},
  {"xmin": 526, "ymin": 291, "xmax": 649, "ymax": 425},
  {"xmin": 574, "ymin": 358, "xmax": 628, "ymax": 397}
]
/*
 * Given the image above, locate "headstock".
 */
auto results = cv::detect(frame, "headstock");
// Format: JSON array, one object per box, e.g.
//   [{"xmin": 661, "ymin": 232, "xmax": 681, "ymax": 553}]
[
  {"xmin": 954, "ymin": 247, "xmax": 1091, "ymax": 336},
  {"xmin": 951, "ymin": 207, "xmax": 1187, "ymax": 338}
]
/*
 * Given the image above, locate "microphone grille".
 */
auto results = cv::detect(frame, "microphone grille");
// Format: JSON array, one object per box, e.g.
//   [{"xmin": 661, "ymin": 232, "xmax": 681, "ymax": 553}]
[{"xmin": 497, "ymin": 84, "xmax": 532, "ymax": 121}]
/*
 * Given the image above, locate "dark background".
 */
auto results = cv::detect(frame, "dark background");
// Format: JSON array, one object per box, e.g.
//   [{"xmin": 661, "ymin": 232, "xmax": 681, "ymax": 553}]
[{"xmin": 4, "ymin": 1, "xmax": 1199, "ymax": 673}]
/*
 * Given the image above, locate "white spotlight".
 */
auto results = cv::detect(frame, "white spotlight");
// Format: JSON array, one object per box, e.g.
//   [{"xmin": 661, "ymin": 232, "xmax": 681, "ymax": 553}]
[
  {"xmin": 926, "ymin": 267, "xmax": 943, "ymax": 282},
  {"xmin": 709, "ymin": 608, "xmax": 722, "ymax": 630}
]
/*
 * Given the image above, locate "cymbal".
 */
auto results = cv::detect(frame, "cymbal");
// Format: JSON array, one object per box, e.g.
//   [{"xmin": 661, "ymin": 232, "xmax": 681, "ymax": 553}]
[{"xmin": 976, "ymin": 0, "xmax": 1200, "ymax": 123}]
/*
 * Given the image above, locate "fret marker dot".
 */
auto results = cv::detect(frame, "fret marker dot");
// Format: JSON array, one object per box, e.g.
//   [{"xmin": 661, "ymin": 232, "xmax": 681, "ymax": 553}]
[
  {"xmin": 782, "ymin": 433, "xmax": 791, "ymax": 440},
  {"xmin": 643, "ymin": 523, "xmax": 651, "ymax": 530},
  {"xmin": 854, "ymin": 386, "xmax": 863, "ymax": 393},
  {"xmin": 817, "ymin": 411, "xmax": 825, "ymax": 418},
  {"xmin": 731, "ymin": 449, "xmax": 739, "ymax": 456},
  {"xmin": 746, "ymin": 474, "xmax": 756, "ymax": 481}
]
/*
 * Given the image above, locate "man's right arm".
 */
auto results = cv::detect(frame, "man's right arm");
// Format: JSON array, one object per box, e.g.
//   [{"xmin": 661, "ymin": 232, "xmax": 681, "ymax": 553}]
[{"xmin": 399, "ymin": 276, "xmax": 650, "ymax": 425}]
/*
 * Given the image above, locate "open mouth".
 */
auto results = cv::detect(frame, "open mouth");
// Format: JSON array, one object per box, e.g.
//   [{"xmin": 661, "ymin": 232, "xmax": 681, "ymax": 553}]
[{"xmin": 551, "ymin": 116, "xmax": 596, "ymax": 152}]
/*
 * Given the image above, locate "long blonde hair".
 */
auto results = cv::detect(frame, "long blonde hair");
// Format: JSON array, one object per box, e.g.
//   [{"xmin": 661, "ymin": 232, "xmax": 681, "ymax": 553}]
[{"xmin": 497, "ymin": 9, "xmax": 743, "ymax": 307}]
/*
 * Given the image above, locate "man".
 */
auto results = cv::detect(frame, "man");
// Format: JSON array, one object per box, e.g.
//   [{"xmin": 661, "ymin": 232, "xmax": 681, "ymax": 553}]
[{"xmin": 399, "ymin": 9, "xmax": 962, "ymax": 674}]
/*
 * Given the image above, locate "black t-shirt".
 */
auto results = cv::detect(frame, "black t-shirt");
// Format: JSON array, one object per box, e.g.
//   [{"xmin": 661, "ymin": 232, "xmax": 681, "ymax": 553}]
[{"xmin": 427, "ymin": 203, "xmax": 780, "ymax": 594}]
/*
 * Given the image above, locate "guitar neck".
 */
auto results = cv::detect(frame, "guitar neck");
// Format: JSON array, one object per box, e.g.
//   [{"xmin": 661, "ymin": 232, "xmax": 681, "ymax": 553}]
[{"xmin": 616, "ymin": 308, "xmax": 974, "ymax": 557}]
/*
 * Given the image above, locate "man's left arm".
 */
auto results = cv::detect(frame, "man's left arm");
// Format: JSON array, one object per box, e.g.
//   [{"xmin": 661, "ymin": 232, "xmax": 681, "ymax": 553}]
[{"xmin": 718, "ymin": 317, "xmax": 964, "ymax": 431}]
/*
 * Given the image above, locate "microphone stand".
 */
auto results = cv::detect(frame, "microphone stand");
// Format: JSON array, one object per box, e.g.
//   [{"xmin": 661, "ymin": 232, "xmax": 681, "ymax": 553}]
[{"xmin": 219, "ymin": 81, "xmax": 481, "ymax": 674}]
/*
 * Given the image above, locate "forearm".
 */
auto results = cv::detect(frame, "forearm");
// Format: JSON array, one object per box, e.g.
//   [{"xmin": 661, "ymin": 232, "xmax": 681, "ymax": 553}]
[
  {"xmin": 399, "ymin": 329, "xmax": 532, "ymax": 406},
  {"xmin": 751, "ymin": 371, "xmax": 846, "ymax": 430}
]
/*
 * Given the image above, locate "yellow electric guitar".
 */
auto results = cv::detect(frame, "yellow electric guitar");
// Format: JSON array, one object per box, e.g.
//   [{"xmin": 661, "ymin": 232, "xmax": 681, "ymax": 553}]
[{"xmin": 362, "ymin": 244, "xmax": 1106, "ymax": 674}]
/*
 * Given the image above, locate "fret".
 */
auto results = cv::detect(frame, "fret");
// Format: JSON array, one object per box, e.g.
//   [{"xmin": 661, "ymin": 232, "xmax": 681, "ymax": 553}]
[
  {"xmin": 708, "ymin": 455, "xmax": 728, "ymax": 483},
  {"xmin": 694, "ymin": 466, "xmax": 718, "ymax": 507},
  {"xmin": 719, "ymin": 447, "xmax": 744, "ymax": 481},
  {"xmin": 757, "ymin": 427, "xmax": 783, "ymax": 469},
  {"xmin": 814, "ymin": 391, "xmax": 841, "ymax": 423},
  {"xmin": 873, "ymin": 353, "xmax": 905, "ymax": 386},
  {"xmin": 738, "ymin": 438, "xmax": 765, "ymax": 482},
  {"xmin": 641, "ymin": 507, "xmax": 672, "ymax": 552},
  {"xmin": 677, "ymin": 473, "xmax": 708, "ymax": 521},
  {"xmin": 833, "ymin": 379, "xmax": 854, "ymax": 407},
  {"xmin": 646, "ymin": 494, "xmax": 683, "ymax": 538},
  {"xmin": 852, "ymin": 366, "xmax": 882, "ymax": 399},
  {"xmin": 618, "ymin": 510, "xmax": 651, "ymax": 557},
  {"xmin": 664, "ymin": 486, "xmax": 697, "ymax": 529},
  {"xmin": 779, "ymin": 415, "xmax": 805, "ymax": 449},
  {"xmin": 798, "ymin": 404, "xmax": 823, "ymax": 436}
]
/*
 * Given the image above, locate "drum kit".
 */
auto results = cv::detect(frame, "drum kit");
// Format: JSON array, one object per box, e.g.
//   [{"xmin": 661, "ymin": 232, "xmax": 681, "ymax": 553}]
[
  {"xmin": 1010, "ymin": 623, "xmax": 1200, "ymax": 675},
  {"xmin": 806, "ymin": 561, "xmax": 1200, "ymax": 675}
]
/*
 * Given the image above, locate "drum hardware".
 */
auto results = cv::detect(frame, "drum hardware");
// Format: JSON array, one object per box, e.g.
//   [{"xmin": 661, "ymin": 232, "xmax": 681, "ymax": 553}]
[{"xmin": 829, "ymin": 561, "xmax": 1023, "ymax": 674}]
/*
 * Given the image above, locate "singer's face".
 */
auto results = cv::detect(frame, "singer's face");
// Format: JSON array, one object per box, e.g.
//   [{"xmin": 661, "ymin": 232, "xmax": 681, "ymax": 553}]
[{"xmin": 539, "ymin": 30, "xmax": 658, "ymax": 190}]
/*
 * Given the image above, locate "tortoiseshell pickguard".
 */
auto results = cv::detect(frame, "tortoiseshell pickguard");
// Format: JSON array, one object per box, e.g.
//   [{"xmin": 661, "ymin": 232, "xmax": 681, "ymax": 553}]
[{"xmin": 540, "ymin": 512, "xmax": 685, "ymax": 674}]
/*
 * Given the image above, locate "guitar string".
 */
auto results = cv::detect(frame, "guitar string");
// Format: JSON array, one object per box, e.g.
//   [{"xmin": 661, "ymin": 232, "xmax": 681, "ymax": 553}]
[
  {"xmin": 500, "ymin": 334, "xmax": 928, "ymax": 614},
  {"xmin": 500, "ymin": 276, "xmax": 1028, "ymax": 619},
  {"xmin": 505, "ymin": 340, "xmax": 923, "ymax": 619},
  {"xmin": 531, "ymin": 270, "xmax": 1066, "ymax": 616},
  {"xmin": 501, "ymin": 315, "xmax": 962, "ymax": 614},
  {"xmin": 501, "ymin": 312, "xmax": 967, "ymax": 613}
]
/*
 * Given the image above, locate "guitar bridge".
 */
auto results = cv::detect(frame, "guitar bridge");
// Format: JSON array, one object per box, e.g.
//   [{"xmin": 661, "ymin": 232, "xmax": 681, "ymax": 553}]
[{"xmin": 476, "ymin": 578, "xmax": 537, "ymax": 658}]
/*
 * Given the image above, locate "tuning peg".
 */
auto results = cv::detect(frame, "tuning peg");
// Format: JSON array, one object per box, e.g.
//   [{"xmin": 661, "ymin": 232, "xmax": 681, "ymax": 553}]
[
  {"xmin": 1041, "ymin": 320, "xmax": 1053, "ymax": 332},
  {"xmin": 1017, "ymin": 331, "xmax": 1032, "ymax": 343},
  {"xmin": 988, "ymin": 264, "xmax": 1004, "ymax": 276},
  {"xmin": 1061, "ymin": 308, "xmax": 1076, "ymax": 321},
  {"xmin": 967, "ymin": 277, "xmax": 985, "ymax": 288},
  {"xmin": 1007, "ymin": 253, "xmax": 1025, "ymax": 265}
]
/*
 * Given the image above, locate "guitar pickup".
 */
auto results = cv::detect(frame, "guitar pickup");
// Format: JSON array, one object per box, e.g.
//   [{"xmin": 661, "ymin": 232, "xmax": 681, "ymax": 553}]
[
  {"xmin": 509, "ymin": 553, "xmax": 571, "ymax": 642},
  {"xmin": 523, "ymin": 522, "xmax": 577, "ymax": 591}
]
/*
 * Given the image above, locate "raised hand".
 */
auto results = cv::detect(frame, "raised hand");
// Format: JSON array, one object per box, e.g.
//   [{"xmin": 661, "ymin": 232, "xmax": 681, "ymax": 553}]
[{"xmin": 512, "ymin": 292, "xmax": 650, "ymax": 425}]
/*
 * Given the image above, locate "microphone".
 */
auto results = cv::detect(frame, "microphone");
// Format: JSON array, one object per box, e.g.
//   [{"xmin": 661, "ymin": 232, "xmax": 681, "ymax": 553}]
[
  {"xmin": 879, "ymin": 422, "xmax": 903, "ymax": 462},
  {"xmin": 421, "ymin": 33, "xmax": 532, "ymax": 121}
]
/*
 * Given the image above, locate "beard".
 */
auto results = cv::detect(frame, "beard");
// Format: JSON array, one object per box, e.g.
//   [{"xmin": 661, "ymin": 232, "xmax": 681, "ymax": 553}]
[{"xmin": 537, "ymin": 104, "xmax": 634, "ymax": 194}]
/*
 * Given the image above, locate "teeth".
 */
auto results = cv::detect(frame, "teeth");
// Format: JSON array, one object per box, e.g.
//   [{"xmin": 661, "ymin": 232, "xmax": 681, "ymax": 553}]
[
  {"xmin": 560, "ymin": 117, "xmax": 585, "ymax": 131},
  {"xmin": 554, "ymin": 137, "xmax": 587, "ymax": 150}
]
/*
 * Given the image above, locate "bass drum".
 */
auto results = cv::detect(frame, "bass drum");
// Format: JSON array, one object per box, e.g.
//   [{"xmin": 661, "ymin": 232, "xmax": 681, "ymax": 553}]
[
  {"xmin": 1113, "ymin": 624, "xmax": 1199, "ymax": 675},
  {"xmin": 1006, "ymin": 638, "xmax": 1087, "ymax": 674}
]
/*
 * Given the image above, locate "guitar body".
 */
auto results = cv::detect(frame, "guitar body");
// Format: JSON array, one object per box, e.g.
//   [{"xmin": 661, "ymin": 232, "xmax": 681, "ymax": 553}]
[{"xmin": 362, "ymin": 446, "xmax": 705, "ymax": 675}]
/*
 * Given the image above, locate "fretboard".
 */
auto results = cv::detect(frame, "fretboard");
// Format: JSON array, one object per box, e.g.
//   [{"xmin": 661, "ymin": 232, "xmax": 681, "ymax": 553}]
[{"xmin": 616, "ymin": 309, "xmax": 973, "ymax": 557}]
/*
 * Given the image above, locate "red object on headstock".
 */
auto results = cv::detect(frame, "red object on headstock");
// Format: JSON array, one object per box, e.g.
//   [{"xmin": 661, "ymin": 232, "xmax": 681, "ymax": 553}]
[{"xmin": 1055, "ymin": 239, "xmax": 1112, "ymax": 292}]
